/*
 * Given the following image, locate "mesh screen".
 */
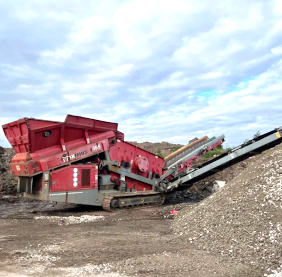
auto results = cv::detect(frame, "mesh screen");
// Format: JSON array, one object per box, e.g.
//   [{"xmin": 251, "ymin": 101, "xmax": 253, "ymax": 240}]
[{"xmin": 81, "ymin": 169, "xmax": 90, "ymax": 187}]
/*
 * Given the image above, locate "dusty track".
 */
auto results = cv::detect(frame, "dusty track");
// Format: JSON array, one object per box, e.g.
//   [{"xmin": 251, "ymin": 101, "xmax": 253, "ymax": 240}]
[{"xmin": 0, "ymin": 199, "xmax": 260, "ymax": 277}]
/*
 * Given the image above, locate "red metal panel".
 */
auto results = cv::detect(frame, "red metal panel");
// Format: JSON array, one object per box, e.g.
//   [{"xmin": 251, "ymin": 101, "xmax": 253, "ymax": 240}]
[
  {"xmin": 109, "ymin": 172, "xmax": 152, "ymax": 191},
  {"xmin": 109, "ymin": 140, "xmax": 165, "ymax": 177},
  {"xmin": 63, "ymin": 125, "xmax": 85, "ymax": 143},
  {"xmin": 10, "ymin": 159, "xmax": 40, "ymax": 177},
  {"xmin": 125, "ymin": 177, "xmax": 152, "ymax": 191},
  {"xmin": 65, "ymin": 114, "xmax": 118, "ymax": 131},
  {"xmin": 2, "ymin": 115, "xmax": 119, "ymax": 154},
  {"xmin": 8, "ymin": 135, "xmax": 112, "ymax": 177},
  {"xmin": 2, "ymin": 118, "xmax": 61, "ymax": 153},
  {"xmin": 27, "ymin": 119, "xmax": 60, "ymax": 130},
  {"xmin": 50, "ymin": 164, "xmax": 98, "ymax": 192},
  {"xmin": 3, "ymin": 119, "xmax": 29, "ymax": 153},
  {"xmin": 30, "ymin": 124, "xmax": 62, "ymax": 152},
  {"xmin": 116, "ymin": 131, "xmax": 124, "ymax": 141}
]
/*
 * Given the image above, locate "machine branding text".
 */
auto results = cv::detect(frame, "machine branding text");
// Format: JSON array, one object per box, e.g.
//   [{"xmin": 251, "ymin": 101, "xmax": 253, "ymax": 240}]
[{"xmin": 62, "ymin": 150, "xmax": 88, "ymax": 162}]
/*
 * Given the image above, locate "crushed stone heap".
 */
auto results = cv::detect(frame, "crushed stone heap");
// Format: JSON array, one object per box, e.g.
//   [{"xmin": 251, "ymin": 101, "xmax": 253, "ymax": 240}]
[{"xmin": 173, "ymin": 143, "xmax": 282, "ymax": 275}]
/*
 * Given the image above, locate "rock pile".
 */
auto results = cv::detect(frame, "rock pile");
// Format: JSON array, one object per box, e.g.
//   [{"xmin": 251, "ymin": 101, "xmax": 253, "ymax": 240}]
[
  {"xmin": 173, "ymin": 144, "xmax": 282, "ymax": 275},
  {"xmin": 192, "ymin": 156, "xmax": 254, "ymax": 184},
  {"xmin": 186, "ymin": 158, "xmax": 256, "ymax": 199},
  {"xmin": 0, "ymin": 146, "xmax": 17, "ymax": 194},
  {"xmin": 165, "ymin": 158, "xmax": 255, "ymax": 204}
]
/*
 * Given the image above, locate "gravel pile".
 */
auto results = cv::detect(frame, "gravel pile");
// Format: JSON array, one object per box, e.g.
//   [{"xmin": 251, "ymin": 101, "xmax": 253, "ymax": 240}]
[
  {"xmin": 173, "ymin": 144, "xmax": 282, "ymax": 275},
  {"xmin": 167, "ymin": 155, "xmax": 255, "ymax": 204},
  {"xmin": 192, "ymin": 157, "xmax": 255, "ymax": 185},
  {"xmin": 0, "ymin": 147, "xmax": 17, "ymax": 194}
]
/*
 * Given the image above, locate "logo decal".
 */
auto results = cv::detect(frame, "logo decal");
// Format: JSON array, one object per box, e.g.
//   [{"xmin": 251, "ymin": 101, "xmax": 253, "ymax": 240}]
[
  {"xmin": 62, "ymin": 150, "xmax": 87, "ymax": 162},
  {"xmin": 92, "ymin": 144, "xmax": 102, "ymax": 151}
]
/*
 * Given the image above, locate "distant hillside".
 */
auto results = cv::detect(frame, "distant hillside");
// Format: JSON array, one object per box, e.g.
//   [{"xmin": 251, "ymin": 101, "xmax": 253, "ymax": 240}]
[{"xmin": 128, "ymin": 141, "xmax": 184, "ymax": 158}]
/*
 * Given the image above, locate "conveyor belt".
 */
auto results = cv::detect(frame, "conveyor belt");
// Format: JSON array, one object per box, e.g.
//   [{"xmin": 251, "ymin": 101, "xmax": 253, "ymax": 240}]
[
  {"xmin": 162, "ymin": 127, "xmax": 282, "ymax": 192},
  {"xmin": 165, "ymin": 135, "xmax": 225, "ymax": 169},
  {"xmin": 164, "ymin": 136, "xmax": 208, "ymax": 167}
]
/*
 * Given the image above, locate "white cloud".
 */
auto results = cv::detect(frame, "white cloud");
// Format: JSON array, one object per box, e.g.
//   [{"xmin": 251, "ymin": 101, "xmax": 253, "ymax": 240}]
[
  {"xmin": 69, "ymin": 16, "xmax": 110, "ymax": 43},
  {"xmin": 271, "ymin": 46, "xmax": 282, "ymax": 55},
  {"xmin": 40, "ymin": 48, "xmax": 73, "ymax": 63},
  {"xmin": 14, "ymin": 83, "xmax": 53, "ymax": 95},
  {"xmin": 120, "ymin": 58, "xmax": 282, "ymax": 146},
  {"xmin": 62, "ymin": 94, "xmax": 87, "ymax": 102},
  {"xmin": 46, "ymin": 11, "xmax": 76, "ymax": 21},
  {"xmin": 1, "ymin": 0, "xmax": 282, "ymax": 150},
  {"xmin": 39, "ymin": 15, "xmax": 110, "ymax": 66},
  {"xmin": 13, "ymin": 9, "xmax": 75, "ymax": 22},
  {"xmin": 61, "ymin": 79, "xmax": 120, "ymax": 92},
  {"xmin": 13, "ymin": 10, "xmax": 39, "ymax": 21},
  {"xmin": 275, "ymin": 0, "xmax": 282, "ymax": 15},
  {"xmin": 85, "ymin": 64, "xmax": 133, "ymax": 80},
  {"xmin": 200, "ymin": 71, "xmax": 229, "ymax": 80}
]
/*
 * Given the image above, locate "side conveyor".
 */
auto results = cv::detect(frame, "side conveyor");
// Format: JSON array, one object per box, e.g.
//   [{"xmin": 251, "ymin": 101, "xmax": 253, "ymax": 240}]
[{"xmin": 163, "ymin": 127, "xmax": 282, "ymax": 192}]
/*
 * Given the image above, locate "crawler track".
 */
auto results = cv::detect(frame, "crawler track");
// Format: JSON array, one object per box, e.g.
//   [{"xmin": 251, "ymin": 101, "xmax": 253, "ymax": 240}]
[{"xmin": 102, "ymin": 192, "xmax": 165, "ymax": 211}]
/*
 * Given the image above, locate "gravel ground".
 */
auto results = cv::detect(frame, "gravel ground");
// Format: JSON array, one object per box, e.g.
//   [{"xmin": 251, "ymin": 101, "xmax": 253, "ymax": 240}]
[
  {"xmin": 173, "ymin": 144, "xmax": 282, "ymax": 275},
  {"xmin": 0, "ymin": 199, "xmax": 259, "ymax": 277}
]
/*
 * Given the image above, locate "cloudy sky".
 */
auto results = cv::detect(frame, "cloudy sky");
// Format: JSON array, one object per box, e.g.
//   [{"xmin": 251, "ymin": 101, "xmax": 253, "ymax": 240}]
[{"xmin": 1, "ymin": 0, "xmax": 282, "ymax": 148}]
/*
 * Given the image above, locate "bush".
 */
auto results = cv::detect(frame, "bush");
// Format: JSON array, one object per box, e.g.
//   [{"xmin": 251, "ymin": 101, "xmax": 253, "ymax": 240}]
[
  {"xmin": 156, "ymin": 149, "xmax": 165, "ymax": 158},
  {"xmin": 171, "ymin": 146, "xmax": 182, "ymax": 152},
  {"xmin": 202, "ymin": 146, "xmax": 226, "ymax": 159}
]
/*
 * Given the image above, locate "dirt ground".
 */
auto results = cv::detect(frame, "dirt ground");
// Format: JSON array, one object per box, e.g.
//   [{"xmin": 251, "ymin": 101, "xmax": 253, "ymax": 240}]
[{"xmin": 0, "ymin": 198, "xmax": 261, "ymax": 277}]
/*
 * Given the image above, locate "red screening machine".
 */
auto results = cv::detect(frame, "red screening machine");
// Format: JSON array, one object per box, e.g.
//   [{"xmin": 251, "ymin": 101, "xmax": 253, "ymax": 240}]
[{"xmin": 2, "ymin": 114, "xmax": 226, "ymax": 210}]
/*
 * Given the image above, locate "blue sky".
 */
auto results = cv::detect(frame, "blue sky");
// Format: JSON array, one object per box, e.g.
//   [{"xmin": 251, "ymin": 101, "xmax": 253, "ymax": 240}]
[{"xmin": 1, "ymin": 0, "xmax": 282, "ymax": 148}]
